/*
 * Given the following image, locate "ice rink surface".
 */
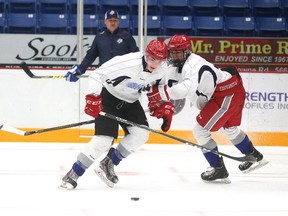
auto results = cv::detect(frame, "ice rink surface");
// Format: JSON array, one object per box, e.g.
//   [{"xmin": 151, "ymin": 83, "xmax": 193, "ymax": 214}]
[{"xmin": 0, "ymin": 142, "xmax": 287, "ymax": 216}]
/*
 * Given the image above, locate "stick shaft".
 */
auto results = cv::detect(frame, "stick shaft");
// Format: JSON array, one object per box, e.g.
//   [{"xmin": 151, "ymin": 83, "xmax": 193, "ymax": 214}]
[
  {"xmin": 20, "ymin": 62, "xmax": 88, "ymax": 79},
  {"xmin": 24, "ymin": 120, "xmax": 96, "ymax": 135},
  {"xmin": 1, "ymin": 111, "xmax": 254, "ymax": 162},
  {"xmin": 99, "ymin": 111, "xmax": 255, "ymax": 162},
  {"xmin": 1, "ymin": 120, "xmax": 96, "ymax": 136}
]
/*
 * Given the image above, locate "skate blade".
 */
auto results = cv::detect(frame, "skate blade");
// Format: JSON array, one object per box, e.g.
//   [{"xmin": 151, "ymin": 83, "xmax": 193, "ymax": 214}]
[
  {"xmin": 58, "ymin": 182, "xmax": 75, "ymax": 190},
  {"xmin": 94, "ymin": 167, "xmax": 114, "ymax": 188},
  {"xmin": 242, "ymin": 159, "xmax": 269, "ymax": 174},
  {"xmin": 203, "ymin": 177, "xmax": 231, "ymax": 184}
]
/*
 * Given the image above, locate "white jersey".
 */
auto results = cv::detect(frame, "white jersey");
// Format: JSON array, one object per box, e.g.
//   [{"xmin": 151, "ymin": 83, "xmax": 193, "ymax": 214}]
[
  {"xmin": 89, "ymin": 52, "xmax": 168, "ymax": 103},
  {"xmin": 164, "ymin": 53, "xmax": 232, "ymax": 109}
]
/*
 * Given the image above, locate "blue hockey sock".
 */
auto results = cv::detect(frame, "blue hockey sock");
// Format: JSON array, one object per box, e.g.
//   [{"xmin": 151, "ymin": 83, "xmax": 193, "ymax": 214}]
[
  {"xmin": 108, "ymin": 148, "xmax": 124, "ymax": 165},
  {"xmin": 72, "ymin": 161, "xmax": 86, "ymax": 176},
  {"xmin": 203, "ymin": 147, "xmax": 221, "ymax": 167},
  {"xmin": 235, "ymin": 135, "xmax": 253, "ymax": 155}
]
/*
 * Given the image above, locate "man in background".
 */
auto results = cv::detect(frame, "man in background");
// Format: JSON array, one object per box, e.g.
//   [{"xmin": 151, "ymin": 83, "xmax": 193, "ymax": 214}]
[{"xmin": 65, "ymin": 9, "xmax": 139, "ymax": 81}]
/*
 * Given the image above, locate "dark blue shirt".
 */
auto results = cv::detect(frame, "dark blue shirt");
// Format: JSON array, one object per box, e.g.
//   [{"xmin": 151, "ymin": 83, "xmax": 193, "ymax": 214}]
[{"xmin": 79, "ymin": 28, "xmax": 139, "ymax": 73}]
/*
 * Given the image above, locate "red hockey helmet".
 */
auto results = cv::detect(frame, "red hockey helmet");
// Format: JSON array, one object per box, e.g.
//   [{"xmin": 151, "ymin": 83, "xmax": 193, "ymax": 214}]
[
  {"xmin": 167, "ymin": 34, "xmax": 191, "ymax": 51},
  {"xmin": 167, "ymin": 34, "xmax": 191, "ymax": 67},
  {"xmin": 146, "ymin": 40, "xmax": 168, "ymax": 60}
]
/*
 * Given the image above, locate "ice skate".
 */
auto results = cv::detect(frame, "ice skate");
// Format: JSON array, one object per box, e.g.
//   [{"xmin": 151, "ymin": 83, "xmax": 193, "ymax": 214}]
[
  {"xmin": 58, "ymin": 169, "xmax": 79, "ymax": 190},
  {"xmin": 201, "ymin": 157, "xmax": 231, "ymax": 184},
  {"xmin": 239, "ymin": 147, "xmax": 268, "ymax": 174},
  {"xmin": 94, "ymin": 155, "xmax": 118, "ymax": 188}
]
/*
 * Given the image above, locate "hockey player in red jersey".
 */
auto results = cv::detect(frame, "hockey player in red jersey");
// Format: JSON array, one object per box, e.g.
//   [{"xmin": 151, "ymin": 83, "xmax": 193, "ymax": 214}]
[
  {"xmin": 147, "ymin": 34, "xmax": 268, "ymax": 183},
  {"xmin": 59, "ymin": 39, "xmax": 175, "ymax": 189}
]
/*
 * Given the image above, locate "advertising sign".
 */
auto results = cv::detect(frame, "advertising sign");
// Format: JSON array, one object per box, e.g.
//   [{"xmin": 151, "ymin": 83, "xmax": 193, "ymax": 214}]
[
  {"xmin": 0, "ymin": 34, "xmax": 94, "ymax": 66},
  {"xmin": 159, "ymin": 36, "xmax": 288, "ymax": 73}
]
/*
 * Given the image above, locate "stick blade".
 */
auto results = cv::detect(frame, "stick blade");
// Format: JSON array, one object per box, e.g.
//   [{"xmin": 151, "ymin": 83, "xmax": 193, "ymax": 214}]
[
  {"xmin": 20, "ymin": 62, "xmax": 35, "ymax": 78},
  {"xmin": 0, "ymin": 125, "xmax": 26, "ymax": 136}
]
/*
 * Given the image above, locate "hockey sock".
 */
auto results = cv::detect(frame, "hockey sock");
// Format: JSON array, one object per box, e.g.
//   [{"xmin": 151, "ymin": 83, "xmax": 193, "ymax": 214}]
[
  {"xmin": 72, "ymin": 161, "xmax": 86, "ymax": 176},
  {"xmin": 235, "ymin": 135, "xmax": 253, "ymax": 155},
  {"xmin": 203, "ymin": 147, "xmax": 221, "ymax": 167},
  {"xmin": 108, "ymin": 148, "xmax": 124, "ymax": 165}
]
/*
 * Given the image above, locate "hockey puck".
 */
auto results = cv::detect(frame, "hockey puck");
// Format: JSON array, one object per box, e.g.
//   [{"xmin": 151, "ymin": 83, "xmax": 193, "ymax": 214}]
[{"xmin": 131, "ymin": 197, "xmax": 139, "ymax": 201}]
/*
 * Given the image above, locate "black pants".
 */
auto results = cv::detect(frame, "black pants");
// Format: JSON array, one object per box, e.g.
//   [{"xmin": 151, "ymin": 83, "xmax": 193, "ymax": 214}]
[{"xmin": 94, "ymin": 88, "xmax": 148, "ymax": 139}]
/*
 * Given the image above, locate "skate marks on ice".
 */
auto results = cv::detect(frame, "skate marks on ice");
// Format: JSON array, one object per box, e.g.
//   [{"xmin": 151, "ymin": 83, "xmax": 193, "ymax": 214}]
[{"xmin": 0, "ymin": 143, "xmax": 287, "ymax": 216}]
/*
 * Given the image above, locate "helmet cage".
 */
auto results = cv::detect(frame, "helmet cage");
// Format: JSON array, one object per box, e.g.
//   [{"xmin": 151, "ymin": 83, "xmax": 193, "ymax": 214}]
[
  {"xmin": 168, "ymin": 49, "xmax": 190, "ymax": 67},
  {"xmin": 167, "ymin": 34, "xmax": 191, "ymax": 67}
]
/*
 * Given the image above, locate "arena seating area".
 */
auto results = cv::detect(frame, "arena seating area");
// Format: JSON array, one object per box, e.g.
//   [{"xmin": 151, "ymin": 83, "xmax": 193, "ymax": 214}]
[{"xmin": 0, "ymin": 0, "xmax": 287, "ymax": 37}]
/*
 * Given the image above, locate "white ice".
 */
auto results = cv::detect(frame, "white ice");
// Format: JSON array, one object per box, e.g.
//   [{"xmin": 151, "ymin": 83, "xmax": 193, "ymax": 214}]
[{"xmin": 0, "ymin": 142, "xmax": 287, "ymax": 216}]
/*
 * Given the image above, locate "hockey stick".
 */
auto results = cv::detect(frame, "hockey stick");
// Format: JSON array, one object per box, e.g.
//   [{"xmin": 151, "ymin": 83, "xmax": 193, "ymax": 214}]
[
  {"xmin": 0, "ymin": 112, "xmax": 255, "ymax": 162},
  {"xmin": 0, "ymin": 119, "xmax": 95, "ymax": 136},
  {"xmin": 99, "ymin": 112, "xmax": 256, "ymax": 163},
  {"xmin": 0, "ymin": 110, "xmax": 150, "ymax": 136},
  {"xmin": 20, "ymin": 62, "xmax": 89, "ymax": 79}
]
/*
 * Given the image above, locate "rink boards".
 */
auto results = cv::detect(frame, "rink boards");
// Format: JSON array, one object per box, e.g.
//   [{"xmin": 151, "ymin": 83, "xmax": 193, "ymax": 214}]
[
  {"xmin": 1, "ymin": 70, "xmax": 288, "ymax": 146},
  {"xmin": 1, "ymin": 129, "xmax": 288, "ymax": 146}
]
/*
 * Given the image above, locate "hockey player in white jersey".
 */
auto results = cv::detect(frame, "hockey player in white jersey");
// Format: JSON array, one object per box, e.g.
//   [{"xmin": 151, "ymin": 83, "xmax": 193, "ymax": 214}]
[
  {"xmin": 59, "ymin": 39, "xmax": 175, "ymax": 189},
  {"xmin": 147, "ymin": 34, "xmax": 268, "ymax": 183}
]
